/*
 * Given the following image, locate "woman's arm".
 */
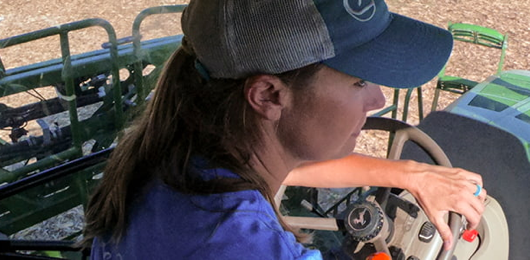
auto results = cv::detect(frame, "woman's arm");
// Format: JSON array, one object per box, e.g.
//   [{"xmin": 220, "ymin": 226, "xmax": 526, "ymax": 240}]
[
  {"xmin": 284, "ymin": 153, "xmax": 487, "ymax": 250},
  {"xmin": 284, "ymin": 153, "xmax": 413, "ymax": 188}
]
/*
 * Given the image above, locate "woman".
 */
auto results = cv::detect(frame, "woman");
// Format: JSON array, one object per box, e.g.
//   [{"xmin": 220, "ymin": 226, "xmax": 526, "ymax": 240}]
[{"xmin": 84, "ymin": 0, "xmax": 486, "ymax": 259}]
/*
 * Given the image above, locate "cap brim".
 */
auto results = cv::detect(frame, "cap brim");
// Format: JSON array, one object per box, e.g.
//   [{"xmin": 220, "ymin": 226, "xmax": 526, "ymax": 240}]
[{"xmin": 323, "ymin": 13, "xmax": 453, "ymax": 89}]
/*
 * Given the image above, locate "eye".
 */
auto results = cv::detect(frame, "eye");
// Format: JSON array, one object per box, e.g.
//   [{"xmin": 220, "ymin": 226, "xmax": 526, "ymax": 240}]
[{"xmin": 353, "ymin": 80, "xmax": 367, "ymax": 88}]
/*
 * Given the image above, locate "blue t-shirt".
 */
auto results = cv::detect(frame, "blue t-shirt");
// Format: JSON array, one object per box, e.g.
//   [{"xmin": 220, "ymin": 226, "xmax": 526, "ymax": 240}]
[{"xmin": 91, "ymin": 168, "xmax": 322, "ymax": 259}]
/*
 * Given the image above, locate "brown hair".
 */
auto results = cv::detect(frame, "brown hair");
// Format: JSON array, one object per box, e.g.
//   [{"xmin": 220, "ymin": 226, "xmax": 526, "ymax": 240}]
[{"xmin": 82, "ymin": 47, "xmax": 323, "ymax": 246}]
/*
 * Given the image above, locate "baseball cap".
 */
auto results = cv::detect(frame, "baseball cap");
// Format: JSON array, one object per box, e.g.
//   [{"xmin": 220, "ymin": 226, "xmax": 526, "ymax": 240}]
[{"xmin": 181, "ymin": 0, "xmax": 453, "ymax": 89}]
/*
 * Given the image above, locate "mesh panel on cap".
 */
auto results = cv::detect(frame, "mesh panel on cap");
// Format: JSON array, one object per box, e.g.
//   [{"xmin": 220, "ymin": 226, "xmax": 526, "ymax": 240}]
[{"xmin": 213, "ymin": 0, "xmax": 335, "ymax": 78}]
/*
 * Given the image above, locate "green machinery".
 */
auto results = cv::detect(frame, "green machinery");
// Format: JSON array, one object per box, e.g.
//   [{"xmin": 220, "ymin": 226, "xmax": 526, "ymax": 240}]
[
  {"xmin": 0, "ymin": 5, "xmax": 185, "ymax": 238},
  {"xmin": 432, "ymin": 22, "xmax": 509, "ymax": 111},
  {"xmin": 445, "ymin": 69, "xmax": 530, "ymax": 161}
]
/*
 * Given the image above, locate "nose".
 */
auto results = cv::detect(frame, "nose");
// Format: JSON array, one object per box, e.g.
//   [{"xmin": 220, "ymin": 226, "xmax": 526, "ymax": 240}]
[{"xmin": 364, "ymin": 82, "xmax": 386, "ymax": 112}]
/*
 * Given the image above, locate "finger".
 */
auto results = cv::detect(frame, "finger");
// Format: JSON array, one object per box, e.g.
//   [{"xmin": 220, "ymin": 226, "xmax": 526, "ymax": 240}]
[
  {"xmin": 467, "ymin": 182, "xmax": 486, "ymax": 212},
  {"xmin": 466, "ymin": 189, "xmax": 487, "ymax": 229},
  {"xmin": 478, "ymin": 187, "xmax": 487, "ymax": 202},
  {"xmin": 431, "ymin": 213, "xmax": 453, "ymax": 251},
  {"xmin": 450, "ymin": 194, "xmax": 483, "ymax": 230},
  {"xmin": 460, "ymin": 181, "xmax": 485, "ymax": 204},
  {"xmin": 472, "ymin": 187, "xmax": 487, "ymax": 207},
  {"xmin": 463, "ymin": 206, "xmax": 482, "ymax": 230},
  {"xmin": 465, "ymin": 180, "xmax": 483, "ymax": 196}
]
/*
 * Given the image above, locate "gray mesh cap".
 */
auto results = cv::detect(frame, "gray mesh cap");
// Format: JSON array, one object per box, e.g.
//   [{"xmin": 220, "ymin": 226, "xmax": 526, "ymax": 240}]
[{"xmin": 181, "ymin": 0, "xmax": 453, "ymax": 89}]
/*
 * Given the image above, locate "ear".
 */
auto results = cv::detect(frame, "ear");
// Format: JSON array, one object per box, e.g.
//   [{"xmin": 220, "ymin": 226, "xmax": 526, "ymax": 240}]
[{"xmin": 244, "ymin": 75, "xmax": 290, "ymax": 121}]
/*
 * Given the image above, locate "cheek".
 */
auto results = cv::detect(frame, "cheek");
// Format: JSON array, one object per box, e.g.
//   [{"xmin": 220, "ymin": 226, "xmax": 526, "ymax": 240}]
[
  {"xmin": 279, "ymin": 97, "xmax": 365, "ymax": 161},
  {"xmin": 333, "ymin": 102, "xmax": 365, "ymax": 154},
  {"xmin": 332, "ymin": 137, "xmax": 358, "ymax": 159},
  {"xmin": 277, "ymin": 105, "xmax": 322, "ymax": 160}
]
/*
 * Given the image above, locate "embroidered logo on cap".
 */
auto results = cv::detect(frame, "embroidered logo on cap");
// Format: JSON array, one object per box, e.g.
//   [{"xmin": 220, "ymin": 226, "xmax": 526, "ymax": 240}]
[{"xmin": 343, "ymin": 0, "xmax": 376, "ymax": 22}]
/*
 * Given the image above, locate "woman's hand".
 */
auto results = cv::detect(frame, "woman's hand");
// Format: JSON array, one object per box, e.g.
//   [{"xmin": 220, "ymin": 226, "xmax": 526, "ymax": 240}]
[
  {"xmin": 403, "ymin": 161, "xmax": 487, "ymax": 250},
  {"xmin": 285, "ymin": 154, "xmax": 487, "ymax": 251}
]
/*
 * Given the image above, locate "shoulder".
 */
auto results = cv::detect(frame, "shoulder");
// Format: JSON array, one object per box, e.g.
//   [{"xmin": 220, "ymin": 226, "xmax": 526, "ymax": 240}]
[{"xmin": 93, "ymin": 178, "xmax": 322, "ymax": 260}]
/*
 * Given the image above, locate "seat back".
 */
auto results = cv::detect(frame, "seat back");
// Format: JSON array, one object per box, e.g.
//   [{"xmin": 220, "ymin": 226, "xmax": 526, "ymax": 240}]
[{"xmin": 401, "ymin": 111, "xmax": 530, "ymax": 260}]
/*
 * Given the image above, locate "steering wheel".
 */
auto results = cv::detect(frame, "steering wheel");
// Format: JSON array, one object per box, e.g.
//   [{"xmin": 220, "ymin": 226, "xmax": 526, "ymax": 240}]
[{"xmin": 275, "ymin": 117, "xmax": 464, "ymax": 260}]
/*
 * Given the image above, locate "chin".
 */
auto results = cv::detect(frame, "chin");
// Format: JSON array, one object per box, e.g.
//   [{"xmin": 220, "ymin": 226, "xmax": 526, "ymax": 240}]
[{"xmin": 332, "ymin": 142, "xmax": 357, "ymax": 159}]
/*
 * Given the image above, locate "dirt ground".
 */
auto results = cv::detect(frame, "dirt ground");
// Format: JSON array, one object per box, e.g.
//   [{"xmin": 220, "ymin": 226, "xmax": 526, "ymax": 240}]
[{"xmin": 1, "ymin": 0, "xmax": 529, "ymax": 158}]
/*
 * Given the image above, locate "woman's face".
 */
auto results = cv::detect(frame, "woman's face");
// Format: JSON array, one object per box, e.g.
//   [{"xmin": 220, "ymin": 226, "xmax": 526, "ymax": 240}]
[{"xmin": 278, "ymin": 66, "xmax": 386, "ymax": 161}]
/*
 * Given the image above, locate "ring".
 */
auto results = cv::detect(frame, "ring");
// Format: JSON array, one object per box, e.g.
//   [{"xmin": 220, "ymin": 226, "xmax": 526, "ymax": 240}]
[{"xmin": 473, "ymin": 184, "xmax": 482, "ymax": 197}]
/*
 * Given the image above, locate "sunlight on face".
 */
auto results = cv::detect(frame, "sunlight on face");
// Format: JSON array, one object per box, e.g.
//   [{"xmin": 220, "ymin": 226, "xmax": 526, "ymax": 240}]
[{"xmin": 279, "ymin": 66, "xmax": 385, "ymax": 161}]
